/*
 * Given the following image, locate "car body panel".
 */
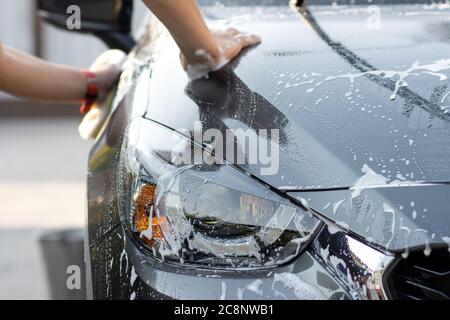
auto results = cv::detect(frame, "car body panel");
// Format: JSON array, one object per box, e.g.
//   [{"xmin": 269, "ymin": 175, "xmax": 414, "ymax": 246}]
[
  {"xmin": 89, "ymin": 218, "xmax": 392, "ymax": 300},
  {"xmin": 289, "ymin": 184, "xmax": 450, "ymax": 252},
  {"xmin": 126, "ymin": 226, "xmax": 348, "ymax": 300},
  {"xmin": 144, "ymin": 4, "xmax": 450, "ymax": 190},
  {"xmin": 139, "ymin": 4, "xmax": 450, "ymax": 252},
  {"xmin": 86, "ymin": 2, "xmax": 450, "ymax": 299}
]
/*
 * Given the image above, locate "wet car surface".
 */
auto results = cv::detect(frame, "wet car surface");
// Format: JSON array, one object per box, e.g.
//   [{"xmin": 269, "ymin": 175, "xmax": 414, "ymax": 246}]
[{"xmin": 85, "ymin": 1, "xmax": 450, "ymax": 300}]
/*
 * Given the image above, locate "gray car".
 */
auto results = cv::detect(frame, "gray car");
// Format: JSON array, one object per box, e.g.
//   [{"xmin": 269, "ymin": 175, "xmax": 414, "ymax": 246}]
[{"xmin": 39, "ymin": 0, "xmax": 450, "ymax": 300}]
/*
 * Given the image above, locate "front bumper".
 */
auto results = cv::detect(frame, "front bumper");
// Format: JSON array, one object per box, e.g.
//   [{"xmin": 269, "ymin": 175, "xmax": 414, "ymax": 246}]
[
  {"xmin": 116, "ymin": 224, "xmax": 394, "ymax": 300},
  {"xmin": 127, "ymin": 236, "xmax": 345, "ymax": 300}
]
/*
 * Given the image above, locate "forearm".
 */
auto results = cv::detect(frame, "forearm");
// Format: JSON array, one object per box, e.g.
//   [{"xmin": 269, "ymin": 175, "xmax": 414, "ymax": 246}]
[
  {"xmin": 0, "ymin": 44, "xmax": 86, "ymax": 102},
  {"xmin": 143, "ymin": 0, "xmax": 221, "ymax": 64}
]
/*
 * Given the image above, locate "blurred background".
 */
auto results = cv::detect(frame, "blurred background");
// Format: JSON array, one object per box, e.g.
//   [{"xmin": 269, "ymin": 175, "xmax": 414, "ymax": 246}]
[{"xmin": 0, "ymin": 0, "xmax": 147, "ymax": 299}]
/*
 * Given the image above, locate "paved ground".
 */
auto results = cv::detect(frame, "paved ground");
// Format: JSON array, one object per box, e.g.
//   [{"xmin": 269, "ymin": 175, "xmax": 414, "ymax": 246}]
[{"xmin": 0, "ymin": 105, "xmax": 92, "ymax": 299}]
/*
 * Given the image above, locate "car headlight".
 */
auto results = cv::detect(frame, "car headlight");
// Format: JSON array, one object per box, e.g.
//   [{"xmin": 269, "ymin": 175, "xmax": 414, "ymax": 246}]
[{"xmin": 118, "ymin": 118, "xmax": 321, "ymax": 269}]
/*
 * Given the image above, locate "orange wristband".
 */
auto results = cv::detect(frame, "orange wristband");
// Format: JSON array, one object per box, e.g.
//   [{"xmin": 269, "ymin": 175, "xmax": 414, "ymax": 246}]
[{"xmin": 80, "ymin": 70, "xmax": 99, "ymax": 114}]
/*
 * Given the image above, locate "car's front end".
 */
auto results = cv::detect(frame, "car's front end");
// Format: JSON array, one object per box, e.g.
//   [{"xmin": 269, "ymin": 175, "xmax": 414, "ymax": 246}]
[
  {"xmin": 85, "ymin": 0, "xmax": 450, "ymax": 300},
  {"xmin": 86, "ymin": 115, "xmax": 398, "ymax": 300}
]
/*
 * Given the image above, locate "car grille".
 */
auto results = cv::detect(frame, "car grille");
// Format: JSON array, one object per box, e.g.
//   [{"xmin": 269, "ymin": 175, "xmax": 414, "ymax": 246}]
[{"xmin": 388, "ymin": 249, "xmax": 450, "ymax": 300}]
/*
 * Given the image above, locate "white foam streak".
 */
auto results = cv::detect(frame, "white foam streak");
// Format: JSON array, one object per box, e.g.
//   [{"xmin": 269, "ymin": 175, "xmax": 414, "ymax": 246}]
[
  {"xmin": 351, "ymin": 164, "xmax": 388, "ymax": 198},
  {"xmin": 325, "ymin": 59, "xmax": 450, "ymax": 100}
]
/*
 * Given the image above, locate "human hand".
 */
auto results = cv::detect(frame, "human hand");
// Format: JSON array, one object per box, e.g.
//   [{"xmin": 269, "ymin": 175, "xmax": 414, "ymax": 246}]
[
  {"xmin": 181, "ymin": 28, "xmax": 261, "ymax": 78},
  {"xmin": 79, "ymin": 50, "xmax": 126, "ymax": 140},
  {"xmin": 213, "ymin": 28, "xmax": 261, "ymax": 64},
  {"xmin": 88, "ymin": 50, "xmax": 127, "ymax": 104},
  {"xmin": 92, "ymin": 63, "xmax": 122, "ymax": 103}
]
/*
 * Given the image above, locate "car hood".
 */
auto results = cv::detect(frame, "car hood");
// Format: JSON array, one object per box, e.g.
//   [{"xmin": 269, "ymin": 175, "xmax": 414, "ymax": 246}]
[
  {"xmin": 142, "ymin": 4, "xmax": 450, "ymax": 251},
  {"xmin": 144, "ymin": 4, "xmax": 450, "ymax": 189}
]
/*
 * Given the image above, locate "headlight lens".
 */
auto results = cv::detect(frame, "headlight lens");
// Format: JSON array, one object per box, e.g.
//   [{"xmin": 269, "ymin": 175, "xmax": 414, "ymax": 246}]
[{"xmin": 118, "ymin": 119, "xmax": 321, "ymax": 269}]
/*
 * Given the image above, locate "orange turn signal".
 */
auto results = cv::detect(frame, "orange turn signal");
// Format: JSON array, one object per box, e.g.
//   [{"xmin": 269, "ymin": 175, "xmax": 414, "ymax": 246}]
[{"xmin": 133, "ymin": 184, "xmax": 165, "ymax": 241}]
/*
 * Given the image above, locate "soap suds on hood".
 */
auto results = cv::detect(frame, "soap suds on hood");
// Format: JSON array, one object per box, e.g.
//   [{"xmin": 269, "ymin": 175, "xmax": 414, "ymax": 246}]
[
  {"xmin": 325, "ymin": 59, "xmax": 450, "ymax": 100},
  {"xmin": 351, "ymin": 164, "xmax": 388, "ymax": 198},
  {"xmin": 350, "ymin": 164, "xmax": 432, "ymax": 198}
]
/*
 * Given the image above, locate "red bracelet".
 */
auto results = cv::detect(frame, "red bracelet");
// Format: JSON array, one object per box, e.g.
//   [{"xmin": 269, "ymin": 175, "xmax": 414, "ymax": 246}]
[{"xmin": 80, "ymin": 70, "xmax": 99, "ymax": 114}]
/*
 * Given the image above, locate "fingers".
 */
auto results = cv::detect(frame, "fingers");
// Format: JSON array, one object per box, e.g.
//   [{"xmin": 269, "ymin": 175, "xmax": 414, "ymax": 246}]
[
  {"xmin": 95, "ymin": 64, "xmax": 122, "ymax": 102},
  {"xmin": 242, "ymin": 34, "xmax": 261, "ymax": 47},
  {"xmin": 221, "ymin": 28, "xmax": 261, "ymax": 47},
  {"xmin": 226, "ymin": 28, "xmax": 261, "ymax": 47},
  {"xmin": 234, "ymin": 33, "xmax": 261, "ymax": 48},
  {"xmin": 181, "ymin": 28, "xmax": 261, "ymax": 78},
  {"xmin": 226, "ymin": 28, "xmax": 240, "ymax": 36},
  {"xmin": 180, "ymin": 52, "xmax": 189, "ymax": 71}
]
